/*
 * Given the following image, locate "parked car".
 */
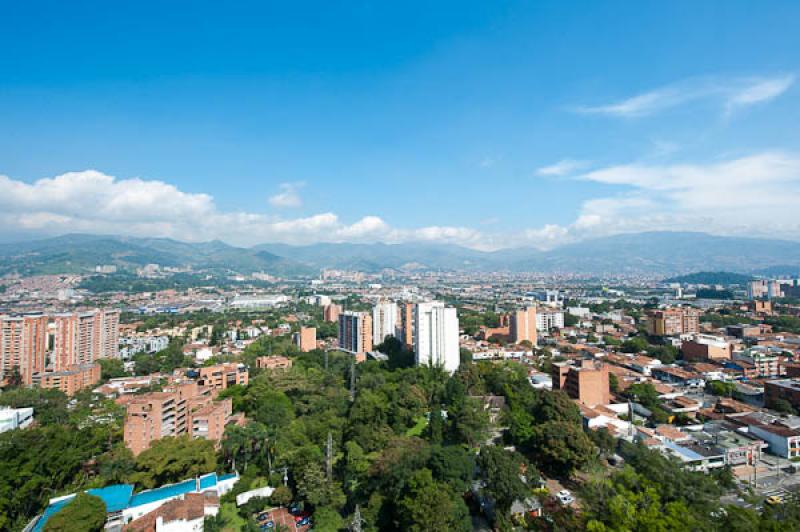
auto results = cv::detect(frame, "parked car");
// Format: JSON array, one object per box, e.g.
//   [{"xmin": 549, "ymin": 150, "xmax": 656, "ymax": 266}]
[{"xmin": 556, "ymin": 489, "xmax": 575, "ymax": 505}]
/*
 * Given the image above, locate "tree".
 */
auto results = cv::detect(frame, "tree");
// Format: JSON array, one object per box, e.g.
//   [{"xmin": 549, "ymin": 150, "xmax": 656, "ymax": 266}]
[
  {"xmin": 296, "ymin": 463, "xmax": 345, "ymax": 509},
  {"xmin": 0, "ymin": 424, "xmax": 113, "ymax": 530},
  {"xmin": 477, "ymin": 446, "xmax": 531, "ymax": 515},
  {"xmin": 772, "ymin": 398, "xmax": 796, "ymax": 415},
  {"xmin": 527, "ymin": 421, "xmax": 593, "ymax": 477},
  {"xmin": 623, "ymin": 382, "xmax": 661, "ymax": 410},
  {"xmin": 621, "ymin": 337, "xmax": 648, "ymax": 353},
  {"xmin": 98, "ymin": 358, "xmax": 127, "ymax": 380},
  {"xmin": 397, "ymin": 469, "xmax": 471, "ymax": 532},
  {"xmin": 0, "ymin": 386, "xmax": 69, "ymax": 426},
  {"xmin": 706, "ymin": 380, "xmax": 736, "ymax": 398},
  {"xmin": 426, "ymin": 405, "xmax": 444, "ymax": 445},
  {"xmin": 269, "ymin": 485, "xmax": 293, "ymax": 507},
  {"xmin": 44, "ymin": 493, "xmax": 106, "ymax": 532},
  {"xmin": 449, "ymin": 396, "xmax": 489, "ymax": 447},
  {"xmin": 459, "ymin": 348, "xmax": 473, "ymax": 367},
  {"xmin": 376, "ymin": 336, "xmax": 415, "ymax": 369},
  {"xmin": 609, "ymin": 373, "xmax": 619, "ymax": 394},
  {"xmin": 4, "ymin": 365, "xmax": 23, "ymax": 388},
  {"xmin": 313, "ymin": 506, "xmax": 344, "ymax": 531},
  {"xmin": 589, "ymin": 427, "xmax": 616, "ymax": 455},
  {"xmin": 130, "ymin": 436, "xmax": 216, "ymax": 488},
  {"xmin": 97, "ymin": 446, "xmax": 136, "ymax": 484},
  {"xmin": 428, "ymin": 445, "xmax": 474, "ymax": 494}
]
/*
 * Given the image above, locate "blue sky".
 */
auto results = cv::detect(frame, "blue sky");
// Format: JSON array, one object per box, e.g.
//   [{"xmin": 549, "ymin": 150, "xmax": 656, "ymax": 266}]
[{"xmin": 1, "ymin": 1, "xmax": 799, "ymax": 249}]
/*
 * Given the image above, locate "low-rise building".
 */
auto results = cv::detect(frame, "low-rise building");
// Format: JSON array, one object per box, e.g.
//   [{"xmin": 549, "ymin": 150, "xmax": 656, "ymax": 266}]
[
  {"xmin": 681, "ymin": 334, "xmax": 732, "ymax": 362},
  {"xmin": 747, "ymin": 422, "xmax": 800, "ymax": 459},
  {"xmin": 552, "ymin": 359, "xmax": 610, "ymax": 407},
  {"xmin": 256, "ymin": 355, "xmax": 293, "ymax": 371},
  {"xmin": 195, "ymin": 363, "xmax": 249, "ymax": 390},
  {"xmin": 293, "ymin": 326, "xmax": 317, "ymax": 352},
  {"xmin": 0, "ymin": 406, "xmax": 34, "ymax": 432},
  {"xmin": 31, "ymin": 363, "xmax": 101, "ymax": 396},
  {"xmin": 765, "ymin": 378, "xmax": 800, "ymax": 411}
]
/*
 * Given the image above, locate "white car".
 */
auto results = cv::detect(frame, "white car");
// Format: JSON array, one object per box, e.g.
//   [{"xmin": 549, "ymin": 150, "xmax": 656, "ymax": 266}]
[{"xmin": 556, "ymin": 490, "xmax": 575, "ymax": 505}]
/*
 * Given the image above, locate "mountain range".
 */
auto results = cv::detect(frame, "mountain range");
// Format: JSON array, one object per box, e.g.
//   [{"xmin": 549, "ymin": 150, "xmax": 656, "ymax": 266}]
[{"xmin": 1, "ymin": 231, "xmax": 800, "ymax": 277}]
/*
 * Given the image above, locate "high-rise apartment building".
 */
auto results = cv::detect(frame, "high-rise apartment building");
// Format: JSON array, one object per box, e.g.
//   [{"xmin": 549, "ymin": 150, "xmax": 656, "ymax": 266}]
[
  {"xmin": 53, "ymin": 309, "xmax": 120, "ymax": 370},
  {"xmin": 293, "ymin": 326, "xmax": 317, "ymax": 352},
  {"xmin": 510, "ymin": 306, "xmax": 537, "ymax": 345},
  {"xmin": 414, "ymin": 302, "xmax": 460, "ymax": 374},
  {"xmin": 338, "ymin": 311, "xmax": 373, "ymax": 358},
  {"xmin": 323, "ymin": 303, "xmax": 342, "ymax": 323},
  {"xmin": 0, "ymin": 314, "xmax": 49, "ymax": 385},
  {"xmin": 399, "ymin": 303, "xmax": 415, "ymax": 349},
  {"xmin": 646, "ymin": 307, "xmax": 701, "ymax": 336},
  {"xmin": 536, "ymin": 309, "xmax": 564, "ymax": 331},
  {"xmin": 372, "ymin": 301, "xmax": 398, "ymax": 345}
]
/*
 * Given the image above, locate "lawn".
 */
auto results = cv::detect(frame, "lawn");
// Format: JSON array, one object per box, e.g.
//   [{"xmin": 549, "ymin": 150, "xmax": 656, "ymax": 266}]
[{"xmin": 405, "ymin": 415, "xmax": 428, "ymax": 437}]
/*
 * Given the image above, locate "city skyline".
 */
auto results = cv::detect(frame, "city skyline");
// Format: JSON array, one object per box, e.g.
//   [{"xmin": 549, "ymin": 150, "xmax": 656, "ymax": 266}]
[{"xmin": 2, "ymin": 1, "xmax": 800, "ymax": 250}]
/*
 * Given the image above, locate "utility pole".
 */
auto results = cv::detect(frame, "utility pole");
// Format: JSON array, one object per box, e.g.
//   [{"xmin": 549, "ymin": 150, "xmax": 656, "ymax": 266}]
[
  {"xmin": 326, "ymin": 432, "xmax": 333, "ymax": 482},
  {"xmin": 325, "ymin": 349, "xmax": 329, "ymax": 370},
  {"xmin": 282, "ymin": 466, "xmax": 288, "ymax": 487},
  {"xmin": 350, "ymin": 505, "xmax": 364, "ymax": 532},
  {"xmin": 350, "ymin": 356, "xmax": 356, "ymax": 402}
]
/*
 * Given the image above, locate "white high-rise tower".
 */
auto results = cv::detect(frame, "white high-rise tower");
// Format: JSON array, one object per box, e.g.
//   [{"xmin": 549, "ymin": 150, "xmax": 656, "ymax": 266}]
[{"xmin": 414, "ymin": 302, "xmax": 459, "ymax": 374}]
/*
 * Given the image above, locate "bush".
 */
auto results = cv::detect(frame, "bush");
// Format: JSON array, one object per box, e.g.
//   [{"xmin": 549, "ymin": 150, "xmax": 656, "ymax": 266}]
[{"xmin": 44, "ymin": 493, "xmax": 106, "ymax": 532}]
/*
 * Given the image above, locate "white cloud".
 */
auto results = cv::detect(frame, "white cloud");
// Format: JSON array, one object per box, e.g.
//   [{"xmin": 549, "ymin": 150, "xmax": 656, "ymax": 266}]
[
  {"xmin": 0, "ymin": 170, "xmax": 488, "ymax": 248},
  {"xmin": 514, "ymin": 151, "xmax": 800, "ymax": 249},
  {"xmin": 3, "ymin": 156, "xmax": 800, "ymax": 253},
  {"xmin": 535, "ymin": 159, "xmax": 589, "ymax": 177},
  {"xmin": 574, "ymin": 75, "xmax": 794, "ymax": 118},
  {"xmin": 268, "ymin": 182, "xmax": 304, "ymax": 208}
]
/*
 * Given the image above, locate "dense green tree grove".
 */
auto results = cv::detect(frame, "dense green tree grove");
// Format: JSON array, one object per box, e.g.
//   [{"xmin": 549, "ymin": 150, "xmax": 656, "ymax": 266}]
[{"xmin": 43, "ymin": 493, "xmax": 106, "ymax": 532}]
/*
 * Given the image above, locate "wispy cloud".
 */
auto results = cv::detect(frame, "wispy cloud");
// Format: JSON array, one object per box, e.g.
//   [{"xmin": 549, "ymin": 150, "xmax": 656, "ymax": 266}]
[
  {"xmin": 573, "ymin": 75, "xmax": 794, "ymax": 118},
  {"xmin": 535, "ymin": 159, "xmax": 589, "ymax": 177},
  {"xmin": 268, "ymin": 182, "xmax": 304, "ymax": 208},
  {"xmin": 2, "ymin": 153, "xmax": 800, "ymax": 252}
]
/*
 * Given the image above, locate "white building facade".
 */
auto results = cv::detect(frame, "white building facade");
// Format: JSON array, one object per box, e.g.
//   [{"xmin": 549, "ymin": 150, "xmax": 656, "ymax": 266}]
[
  {"xmin": 536, "ymin": 309, "xmax": 565, "ymax": 331},
  {"xmin": 414, "ymin": 302, "xmax": 460, "ymax": 374},
  {"xmin": 372, "ymin": 301, "xmax": 398, "ymax": 345}
]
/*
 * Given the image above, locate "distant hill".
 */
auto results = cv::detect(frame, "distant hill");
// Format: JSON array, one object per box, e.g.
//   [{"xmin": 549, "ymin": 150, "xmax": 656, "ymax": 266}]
[
  {"xmin": 502, "ymin": 232, "xmax": 800, "ymax": 275},
  {"xmin": 0, "ymin": 234, "xmax": 316, "ymax": 277},
  {"xmin": 255, "ymin": 242, "xmax": 502, "ymax": 272},
  {"xmin": 3, "ymin": 231, "xmax": 800, "ymax": 277},
  {"xmin": 662, "ymin": 271, "xmax": 754, "ymax": 285}
]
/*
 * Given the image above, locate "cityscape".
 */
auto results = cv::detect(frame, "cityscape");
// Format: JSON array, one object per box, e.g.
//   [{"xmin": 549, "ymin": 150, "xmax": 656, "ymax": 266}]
[{"xmin": 3, "ymin": 2, "xmax": 800, "ymax": 532}]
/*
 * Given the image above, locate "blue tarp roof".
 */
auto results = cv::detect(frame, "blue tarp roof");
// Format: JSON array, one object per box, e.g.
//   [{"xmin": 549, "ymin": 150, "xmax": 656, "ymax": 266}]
[
  {"xmin": 129, "ymin": 473, "xmax": 218, "ymax": 508},
  {"xmin": 32, "ymin": 472, "xmax": 234, "ymax": 531},
  {"xmin": 33, "ymin": 484, "xmax": 134, "ymax": 532}
]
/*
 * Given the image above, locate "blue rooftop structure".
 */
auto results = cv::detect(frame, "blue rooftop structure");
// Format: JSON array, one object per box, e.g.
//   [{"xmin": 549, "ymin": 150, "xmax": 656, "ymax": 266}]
[
  {"xmin": 30, "ymin": 472, "xmax": 236, "ymax": 532},
  {"xmin": 663, "ymin": 439, "xmax": 705, "ymax": 461},
  {"xmin": 129, "ymin": 473, "xmax": 218, "ymax": 508},
  {"xmin": 33, "ymin": 485, "xmax": 134, "ymax": 532}
]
